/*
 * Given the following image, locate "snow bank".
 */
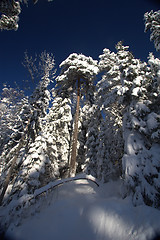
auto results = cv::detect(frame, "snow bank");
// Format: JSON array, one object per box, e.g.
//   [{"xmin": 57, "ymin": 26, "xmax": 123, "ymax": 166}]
[{"xmin": 4, "ymin": 178, "xmax": 160, "ymax": 240}]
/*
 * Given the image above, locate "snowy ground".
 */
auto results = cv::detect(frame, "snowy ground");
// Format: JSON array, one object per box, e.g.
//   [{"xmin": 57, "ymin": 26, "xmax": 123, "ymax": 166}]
[{"xmin": 3, "ymin": 177, "xmax": 160, "ymax": 240}]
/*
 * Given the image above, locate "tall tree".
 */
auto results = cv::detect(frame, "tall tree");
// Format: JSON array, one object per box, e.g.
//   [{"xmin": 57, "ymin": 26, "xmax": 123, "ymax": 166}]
[
  {"xmin": 0, "ymin": 51, "xmax": 56, "ymax": 205},
  {"xmin": 25, "ymin": 50, "xmax": 56, "ymax": 140},
  {"xmin": 56, "ymin": 53, "xmax": 99, "ymax": 177},
  {"xmin": 97, "ymin": 44, "xmax": 125, "ymax": 180},
  {"xmin": 97, "ymin": 41, "xmax": 160, "ymax": 207},
  {"xmin": 114, "ymin": 42, "xmax": 160, "ymax": 208}
]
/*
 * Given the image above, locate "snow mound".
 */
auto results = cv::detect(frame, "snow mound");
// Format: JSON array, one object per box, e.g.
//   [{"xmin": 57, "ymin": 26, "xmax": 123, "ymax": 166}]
[{"xmin": 3, "ymin": 178, "xmax": 160, "ymax": 240}]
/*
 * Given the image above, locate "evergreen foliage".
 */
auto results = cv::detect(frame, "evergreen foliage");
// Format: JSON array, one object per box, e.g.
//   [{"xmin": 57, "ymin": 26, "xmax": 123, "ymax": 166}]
[
  {"xmin": 45, "ymin": 95, "xmax": 72, "ymax": 178},
  {"xmin": 144, "ymin": 10, "xmax": 160, "ymax": 51},
  {"xmin": 0, "ymin": 0, "xmax": 21, "ymax": 30},
  {"xmin": 0, "ymin": 0, "xmax": 54, "ymax": 31},
  {"xmin": 56, "ymin": 53, "xmax": 99, "ymax": 97},
  {"xmin": 97, "ymin": 40, "xmax": 160, "ymax": 207}
]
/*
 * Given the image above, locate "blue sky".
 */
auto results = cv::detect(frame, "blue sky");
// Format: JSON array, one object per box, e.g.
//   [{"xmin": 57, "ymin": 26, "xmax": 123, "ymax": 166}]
[{"xmin": 0, "ymin": 0, "xmax": 160, "ymax": 94}]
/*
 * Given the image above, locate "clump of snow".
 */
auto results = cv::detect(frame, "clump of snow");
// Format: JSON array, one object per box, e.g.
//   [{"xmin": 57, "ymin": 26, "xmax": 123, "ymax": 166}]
[{"xmin": 147, "ymin": 112, "xmax": 159, "ymax": 130}]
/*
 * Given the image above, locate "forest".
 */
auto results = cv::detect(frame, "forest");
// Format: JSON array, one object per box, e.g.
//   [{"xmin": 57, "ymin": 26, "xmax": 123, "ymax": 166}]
[{"xmin": 0, "ymin": 5, "xmax": 160, "ymax": 235}]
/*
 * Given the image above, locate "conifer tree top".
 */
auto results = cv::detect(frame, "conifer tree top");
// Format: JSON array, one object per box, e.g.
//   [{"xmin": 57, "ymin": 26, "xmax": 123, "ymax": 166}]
[{"xmin": 57, "ymin": 53, "xmax": 99, "ymax": 84}]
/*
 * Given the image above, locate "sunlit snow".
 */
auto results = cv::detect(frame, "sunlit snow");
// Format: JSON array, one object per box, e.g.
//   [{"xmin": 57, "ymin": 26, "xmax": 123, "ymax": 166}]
[{"xmin": 4, "ymin": 177, "xmax": 160, "ymax": 240}]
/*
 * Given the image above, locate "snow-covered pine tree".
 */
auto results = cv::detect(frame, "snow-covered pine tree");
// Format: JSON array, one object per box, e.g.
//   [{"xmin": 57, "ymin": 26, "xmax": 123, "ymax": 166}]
[
  {"xmin": 0, "ymin": 92, "xmax": 32, "ymax": 205},
  {"xmin": 97, "ymin": 44, "xmax": 124, "ymax": 181},
  {"xmin": 98, "ymin": 48, "xmax": 118, "ymax": 107},
  {"xmin": 0, "ymin": 86, "xmax": 25, "ymax": 157},
  {"xmin": 115, "ymin": 42, "xmax": 160, "ymax": 208},
  {"xmin": 140, "ymin": 53, "xmax": 160, "ymax": 207},
  {"xmin": 144, "ymin": 10, "xmax": 160, "ymax": 51},
  {"xmin": 28, "ymin": 51, "xmax": 55, "ymax": 141},
  {"xmin": 0, "ymin": 51, "xmax": 56, "ymax": 205},
  {"xmin": 77, "ymin": 102, "xmax": 98, "ymax": 174},
  {"xmin": 45, "ymin": 93, "xmax": 72, "ymax": 179},
  {"xmin": 56, "ymin": 53, "xmax": 99, "ymax": 177},
  {"xmin": 148, "ymin": 52, "xmax": 160, "ymax": 97},
  {"xmin": 0, "ymin": 87, "xmax": 30, "ymax": 190},
  {"xmin": 81, "ymin": 101, "xmax": 121, "ymax": 183},
  {"xmin": 13, "ymin": 51, "xmax": 56, "ymax": 190},
  {"xmin": 1, "ymin": 95, "xmax": 71, "ymax": 202},
  {"xmin": 83, "ymin": 106, "xmax": 104, "ymax": 179},
  {"xmin": 102, "ymin": 105, "xmax": 124, "ymax": 181},
  {"xmin": 97, "ymin": 41, "xmax": 160, "ymax": 207},
  {"xmin": 114, "ymin": 19, "xmax": 160, "ymax": 208}
]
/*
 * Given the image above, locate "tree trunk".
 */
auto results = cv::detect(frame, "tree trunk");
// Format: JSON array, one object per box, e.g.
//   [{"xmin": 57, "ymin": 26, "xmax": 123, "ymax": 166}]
[{"xmin": 69, "ymin": 77, "xmax": 80, "ymax": 177}]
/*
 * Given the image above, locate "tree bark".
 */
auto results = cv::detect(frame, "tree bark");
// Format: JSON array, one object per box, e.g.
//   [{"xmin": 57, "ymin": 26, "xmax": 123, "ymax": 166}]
[{"xmin": 69, "ymin": 77, "xmax": 80, "ymax": 177}]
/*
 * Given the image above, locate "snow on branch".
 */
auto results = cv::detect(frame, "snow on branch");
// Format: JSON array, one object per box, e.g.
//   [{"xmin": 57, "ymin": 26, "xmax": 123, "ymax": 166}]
[
  {"xmin": 1, "ymin": 174, "xmax": 99, "ymax": 213},
  {"xmin": 34, "ymin": 174, "xmax": 99, "ymax": 198},
  {"xmin": 144, "ymin": 10, "xmax": 160, "ymax": 51}
]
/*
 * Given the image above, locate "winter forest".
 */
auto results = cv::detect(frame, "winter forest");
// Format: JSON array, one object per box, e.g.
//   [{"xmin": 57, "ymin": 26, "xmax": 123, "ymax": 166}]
[{"xmin": 0, "ymin": 3, "xmax": 160, "ymax": 237}]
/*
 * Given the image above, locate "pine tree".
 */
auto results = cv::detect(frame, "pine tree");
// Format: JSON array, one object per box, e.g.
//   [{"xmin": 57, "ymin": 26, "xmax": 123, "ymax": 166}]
[
  {"xmin": 83, "ymin": 106, "xmax": 103, "ymax": 179},
  {"xmin": 77, "ymin": 103, "xmax": 98, "ymax": 174},
  {"xmin": 0, "ymin": 51, "xmax": 56, "ymax": 205},
  {"xmin": 0, "ymin": 86, "xmax": 27, "ymax": 174},
  {"xmin": 25, "ymin": 51, "xmax": 56, "ymax": 141},
  {"xmin": 77, "ymin": 101, "xmax": 96, "ymax": 173},
  {"xmin": 45, "ymin": 94, "xmax": 72, "ymax": 179},
  {"xmin": 56, "ymin": 53, "xmax": 99, "ymax": 177},
  {"xmin": 97, "ymin": 44, "xmax": 125, "ymax": 181},
  {"xmin": 97, "ymin": 41, "xmax": 160, "ymax": 207},
  {"xmin": 13, "ymin": 51, "xmax": 56, "ymax": 190},
  {"xmin": 115, "ymin": 43, "xmax": 160, "ymax": 208}
]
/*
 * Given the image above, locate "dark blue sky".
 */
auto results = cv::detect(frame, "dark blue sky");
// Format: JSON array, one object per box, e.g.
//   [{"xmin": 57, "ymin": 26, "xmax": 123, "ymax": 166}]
[{"xmin": 0, "ymin": 0, "xmax": 160, "ymax": 94}]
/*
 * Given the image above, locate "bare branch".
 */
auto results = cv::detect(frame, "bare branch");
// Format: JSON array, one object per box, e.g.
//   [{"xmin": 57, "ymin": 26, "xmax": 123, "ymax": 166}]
[{"xmin": 22, "ymin": 51, "xmax": 38, "ymax": 82}]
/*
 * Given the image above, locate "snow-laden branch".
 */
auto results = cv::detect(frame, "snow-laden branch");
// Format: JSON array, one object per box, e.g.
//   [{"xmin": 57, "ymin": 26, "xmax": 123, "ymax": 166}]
[
  {"xmin": 0, "ymin": 174, "xmax": 99, "ymax": 213},
  {"xmin": 34, "ymin": 174, "xmax": 99, "ymax": 198}
]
